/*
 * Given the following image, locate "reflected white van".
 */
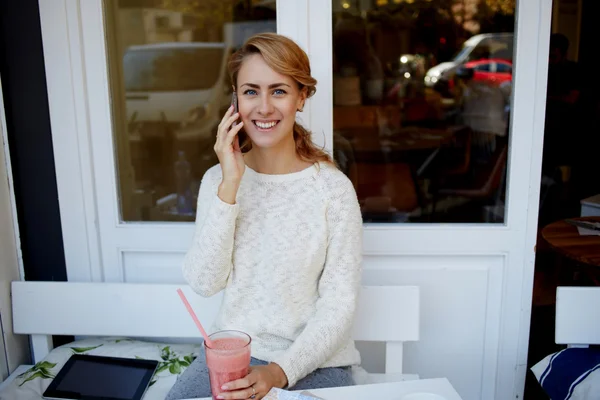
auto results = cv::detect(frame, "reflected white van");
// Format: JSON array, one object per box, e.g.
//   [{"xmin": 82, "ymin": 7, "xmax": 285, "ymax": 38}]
[{"xmin": 123, "ymin": 42, "xmax": 232, "ymax": 141}]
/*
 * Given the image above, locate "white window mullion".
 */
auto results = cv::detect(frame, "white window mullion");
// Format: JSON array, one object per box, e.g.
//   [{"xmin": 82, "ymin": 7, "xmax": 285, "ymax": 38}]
[
  {"xmin": 307, "ymin": 0, "xmax": 333, "ymax": 154},
  {"xmin": 277, "ymin": 0, "xmax": 333, "ymax": 153}
]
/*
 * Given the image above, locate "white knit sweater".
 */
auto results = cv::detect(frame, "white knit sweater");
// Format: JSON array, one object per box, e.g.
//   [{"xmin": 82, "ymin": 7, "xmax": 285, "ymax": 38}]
[{"xmin": 182, "ymin": 162, "xmax": 362, "ymax": 387}]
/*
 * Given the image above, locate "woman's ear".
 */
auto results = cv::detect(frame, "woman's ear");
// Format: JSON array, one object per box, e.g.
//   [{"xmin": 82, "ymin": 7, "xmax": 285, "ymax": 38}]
[{"xmin": 297, "ymin": 87, "xmax": 308, "ymax": 112}]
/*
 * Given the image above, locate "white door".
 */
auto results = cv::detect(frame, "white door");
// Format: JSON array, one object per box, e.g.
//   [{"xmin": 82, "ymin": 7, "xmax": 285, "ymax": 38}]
[{"xmin": 39, "ymin": 1, "xmax": 552, "ymax": 399}]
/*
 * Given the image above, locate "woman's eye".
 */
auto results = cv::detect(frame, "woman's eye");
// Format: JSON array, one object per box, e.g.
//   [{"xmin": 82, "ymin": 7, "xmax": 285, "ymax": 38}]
[
  {"xmin": 243, "ymin": 89, "xmax": 257, "ymax": 96},
  {"xmin": 273, "ymin": 89, "xmax": 286, "ymax": 96}
]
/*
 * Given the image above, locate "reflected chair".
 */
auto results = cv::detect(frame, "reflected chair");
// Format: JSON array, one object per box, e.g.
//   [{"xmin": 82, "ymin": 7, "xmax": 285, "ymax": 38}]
[
  {"xmin": 431, "ymin": 145, "xmax": 508, "ymax": 220},
  {"xmin": 439, "ymin": 128, "xmax": 472, "ymax": 177},
  {"xmin": 356, "ymin": 162, "xmax": 420, "ymax": 221}
]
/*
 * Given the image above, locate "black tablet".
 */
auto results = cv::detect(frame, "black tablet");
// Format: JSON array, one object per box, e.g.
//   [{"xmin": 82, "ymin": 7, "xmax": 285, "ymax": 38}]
[{"xmin": 43, "ymin": 354, "xmax": 158, "ymax": 400}]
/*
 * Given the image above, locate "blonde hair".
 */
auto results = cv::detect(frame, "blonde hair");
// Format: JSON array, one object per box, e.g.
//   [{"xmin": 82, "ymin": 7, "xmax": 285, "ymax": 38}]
[{"xmin": 227, "ymin": 33, "xmax": 332, "ymax": 164}]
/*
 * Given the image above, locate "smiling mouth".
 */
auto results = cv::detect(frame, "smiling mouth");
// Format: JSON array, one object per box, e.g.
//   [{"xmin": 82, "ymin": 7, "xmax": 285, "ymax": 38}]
[{"xmin": 253, "ymin": 120, "xmax": 280, "ymax": 130}]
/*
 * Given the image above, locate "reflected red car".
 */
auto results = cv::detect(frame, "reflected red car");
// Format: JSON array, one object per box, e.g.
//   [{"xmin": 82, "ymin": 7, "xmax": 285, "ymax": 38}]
[{"xmin": 464, "ymin": 59, "xmax": 512, "ymax": 86}]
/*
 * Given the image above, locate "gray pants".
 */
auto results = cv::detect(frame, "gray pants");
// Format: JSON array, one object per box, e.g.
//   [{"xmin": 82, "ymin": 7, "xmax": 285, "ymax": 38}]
[{"xmin": 166, "ymin": 348, "xmax": 353, "ymax": 400}]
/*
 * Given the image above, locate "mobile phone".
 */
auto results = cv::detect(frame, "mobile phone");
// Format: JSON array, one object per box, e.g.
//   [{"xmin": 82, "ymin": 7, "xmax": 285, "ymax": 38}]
[{"xmin": 231, "ymin": 92, "xmax": 238, "ymax": 127}]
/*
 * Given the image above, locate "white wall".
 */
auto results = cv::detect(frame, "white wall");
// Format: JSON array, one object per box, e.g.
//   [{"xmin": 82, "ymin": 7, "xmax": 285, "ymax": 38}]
[{"xmin": 0, "ymin": 79, "xmax": 30, "ymax": 379}]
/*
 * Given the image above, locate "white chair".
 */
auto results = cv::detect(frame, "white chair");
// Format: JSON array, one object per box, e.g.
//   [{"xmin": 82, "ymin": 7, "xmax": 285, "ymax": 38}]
[
  {"xmin": 555, "ymin": 286, "xmax": 600, "ymax": 348},
  {"xmin": 529, "ymin": 286, "xmax": 600, "ymax": 400},
  {"xmin": 9, "ymin": 282, "xmax": 420, "ymax": 385}
]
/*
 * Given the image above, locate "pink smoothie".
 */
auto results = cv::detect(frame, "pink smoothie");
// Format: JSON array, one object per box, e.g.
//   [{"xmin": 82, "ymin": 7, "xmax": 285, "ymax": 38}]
[{"xmin": 205, "ymin": 337, "xmax": 251, "ymax": 400}]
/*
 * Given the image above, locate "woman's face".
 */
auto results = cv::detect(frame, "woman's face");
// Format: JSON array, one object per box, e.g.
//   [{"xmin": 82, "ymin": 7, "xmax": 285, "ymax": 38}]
[{"xmin": 236, "ymin": 54, "xmax": 306, "ymax": 150}]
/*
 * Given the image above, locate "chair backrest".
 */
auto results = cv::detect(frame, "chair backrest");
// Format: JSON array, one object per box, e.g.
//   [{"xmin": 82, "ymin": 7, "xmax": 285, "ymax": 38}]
[
  {"xmin": 356, "ymin": 163, "xmax": 419, "ymax": 212},
  {"xmin": 555, "ymin": 286, "xmax": 600, "ymax": 347},
  {"xmin": 484, "ymin": 145, "xmax": 508, "ymax": 195},
  {"xmin": 12, "ymin": 282, "xmax": 419, "ymax": 373}
]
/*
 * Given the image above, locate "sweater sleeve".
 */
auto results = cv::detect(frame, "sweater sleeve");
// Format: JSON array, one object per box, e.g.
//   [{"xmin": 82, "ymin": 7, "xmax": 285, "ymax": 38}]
[
  {"xmin": 182, "ymin": 167, "xmax": 240, "ymax": 297},
  {"xmin": 272, "ymin": 176, "xmax": 363, "ymax": 387}
]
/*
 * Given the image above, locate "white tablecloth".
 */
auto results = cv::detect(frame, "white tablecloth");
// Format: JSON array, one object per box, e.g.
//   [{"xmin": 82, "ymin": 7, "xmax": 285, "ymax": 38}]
[{"xmin": 188, "ymin": 377, "xmax": 462, "ymax": 400}]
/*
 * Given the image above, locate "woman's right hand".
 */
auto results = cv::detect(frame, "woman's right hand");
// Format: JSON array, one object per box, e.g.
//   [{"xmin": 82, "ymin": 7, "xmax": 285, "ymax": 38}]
[{"xmin": 214, "ymin": 105, "xmax": 245, "ymax": 204}]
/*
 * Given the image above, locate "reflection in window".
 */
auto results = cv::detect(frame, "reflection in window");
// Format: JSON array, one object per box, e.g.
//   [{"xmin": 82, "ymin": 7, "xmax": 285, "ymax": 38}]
[
  {"xmin": 496, "ymin": 62, "xmax": 512, "ymax": 73},
  {"xmin": 332, "ymin": 0, "xmax": 516, "ymax": 223},
  {"xmin": 474, "ymin": 63, "xmax": 491, "ymax": 72},
  {"xmin": 123, "ymin": 46, "xmax": 225, "ymax": 92},
  {"xmin": 106, "ymin": 0, "xmax": 276, "ymax": 221}
]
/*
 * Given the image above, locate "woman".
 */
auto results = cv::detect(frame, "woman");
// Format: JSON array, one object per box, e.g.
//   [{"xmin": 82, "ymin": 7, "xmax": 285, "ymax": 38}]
[{"xmin": 167, "ymin": 33, "xmax": 362, "ymax": 400}]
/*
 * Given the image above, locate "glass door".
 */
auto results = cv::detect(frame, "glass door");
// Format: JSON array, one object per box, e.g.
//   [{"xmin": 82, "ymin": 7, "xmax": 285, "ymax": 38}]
[{"xmin": 304, "ymin": 1, "xmax": 551, "ymax": 399}]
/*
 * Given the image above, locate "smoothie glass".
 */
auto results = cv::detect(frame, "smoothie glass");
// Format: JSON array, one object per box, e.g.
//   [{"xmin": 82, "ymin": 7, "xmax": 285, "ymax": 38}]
[{"xmin": 204, "ymin": 330, "xmax": 251, "ymax": 400}]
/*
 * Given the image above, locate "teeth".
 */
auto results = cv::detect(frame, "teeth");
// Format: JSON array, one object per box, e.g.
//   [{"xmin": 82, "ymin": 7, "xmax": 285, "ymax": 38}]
[{"xmin": 256, "ymin": 121, "xmax": 277, "ymax": 129}]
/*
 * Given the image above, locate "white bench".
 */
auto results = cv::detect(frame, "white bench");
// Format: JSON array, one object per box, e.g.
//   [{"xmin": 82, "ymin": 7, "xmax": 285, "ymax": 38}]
[{"xmin": 8, "ymin": 282, "xmax": 420, "ymax": 386}]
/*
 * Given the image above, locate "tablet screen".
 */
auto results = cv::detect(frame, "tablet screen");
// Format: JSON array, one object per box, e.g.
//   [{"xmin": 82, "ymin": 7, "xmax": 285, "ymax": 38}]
[{"xmin": 43, "ymin": 355, "xmax": 158, "ymax": 400}]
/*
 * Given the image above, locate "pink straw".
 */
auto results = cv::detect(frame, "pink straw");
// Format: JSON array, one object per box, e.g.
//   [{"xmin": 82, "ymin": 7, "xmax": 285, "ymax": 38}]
[{"xmin": 177, "ymin": 288, "xmax": 213, "ymax": 347}]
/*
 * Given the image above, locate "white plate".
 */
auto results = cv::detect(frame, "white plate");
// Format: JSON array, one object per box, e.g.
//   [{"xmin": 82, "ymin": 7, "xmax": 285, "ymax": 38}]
[{"xmin": 399, "ymin": 393, "xmax": 447, "ymax": 400}]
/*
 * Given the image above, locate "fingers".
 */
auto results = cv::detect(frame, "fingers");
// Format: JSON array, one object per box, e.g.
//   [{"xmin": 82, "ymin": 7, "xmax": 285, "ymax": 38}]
[
  {"xmin": 216, "ymin": 115, "xmax": 241, "ymax": 152},
  {"xmin": 221, "ymin": 373, "xmax": 253, "ymax": 391},
  {"xmin": 222, "ymin": 113, "xmax": 241, "ymax": 134},
  {"xmin": 218, "ymin": 371, "xmax": 257, "ymax": 399},
  {"xmin": 215, "ymin": 121, "xmax": 244, "ymax": 154},
  {"xmin": 233, "ymin": 134, "xmax": 241, "ymax": 152},
  {"xmin": 218, "ymin": 110, "xmax": 240, "ymax": 139},
  {"xmin": 218, "ymin": 105, "xmax": 235, "ymax": 128},
  {"xmin": 217, "ymin": 387, "xmax": 256, "ymax": 399},
  {"xmin": 215, "ymin": 105, "xmax": 243, "ymax": 152},
  {"xmin": 225, "ymin": 121, "xmax": 244, "ymax": 144}
]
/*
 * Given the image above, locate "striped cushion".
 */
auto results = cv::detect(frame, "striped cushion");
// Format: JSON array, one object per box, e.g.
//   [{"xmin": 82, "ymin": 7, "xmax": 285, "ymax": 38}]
[{"xmin": 531, "ymin": 348, "xmax": 600, "ymax": 400}]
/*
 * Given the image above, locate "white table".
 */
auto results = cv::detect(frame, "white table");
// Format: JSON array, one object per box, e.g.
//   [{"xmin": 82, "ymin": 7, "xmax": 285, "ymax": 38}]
[{"xmin": 190, "ymin": 378, "xmax": 463, "ymax": 400}]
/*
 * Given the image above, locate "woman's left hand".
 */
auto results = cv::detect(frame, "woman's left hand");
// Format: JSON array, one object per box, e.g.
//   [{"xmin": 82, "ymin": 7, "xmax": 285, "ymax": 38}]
[{"xmin": 218, "ymin": 363, "xmax": 288, "ymax": 399}]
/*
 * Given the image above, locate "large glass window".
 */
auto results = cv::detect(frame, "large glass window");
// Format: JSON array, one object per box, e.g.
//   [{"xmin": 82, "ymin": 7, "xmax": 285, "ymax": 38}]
[
  {"xmin": 107, "ymin": 0, "xmax": 276, "ymax": 221},
  {"xmin": 332, "ymin": 0, "xmax": 516, "ymax": 223}
]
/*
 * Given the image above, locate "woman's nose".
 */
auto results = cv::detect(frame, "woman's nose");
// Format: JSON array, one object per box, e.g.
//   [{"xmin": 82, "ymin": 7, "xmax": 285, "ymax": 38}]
[{"xmin": 258, "ymin": 94, "xmax": 274, "ymax": 116}]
